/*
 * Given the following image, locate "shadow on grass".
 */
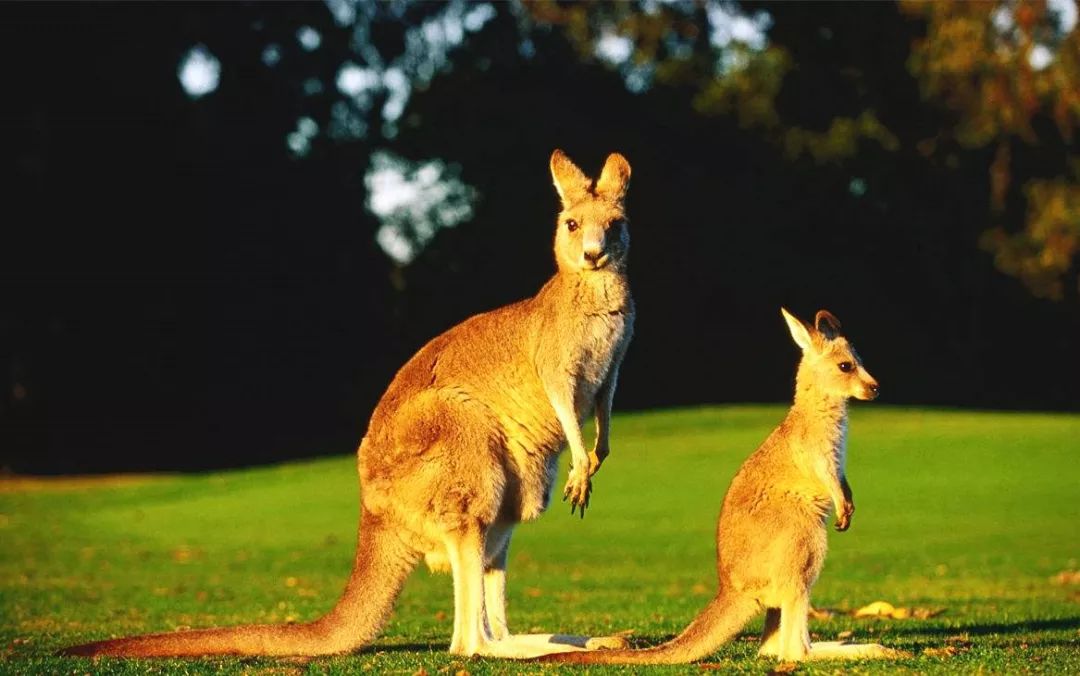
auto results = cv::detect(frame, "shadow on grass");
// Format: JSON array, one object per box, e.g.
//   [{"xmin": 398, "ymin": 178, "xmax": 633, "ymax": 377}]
[
  {"xmin": 360, "ymin": 643, "xmax": 446, "ymax": 653},
  {"xmin": 882, "ymin": 616, "xmax": 1080, "ymax": 636}
]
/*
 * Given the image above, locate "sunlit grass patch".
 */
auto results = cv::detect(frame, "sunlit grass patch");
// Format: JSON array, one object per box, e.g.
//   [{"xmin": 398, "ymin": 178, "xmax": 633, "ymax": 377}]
[{"xmin": 1, "ymin": 406, "xmax": 1078, "ymax": 674}]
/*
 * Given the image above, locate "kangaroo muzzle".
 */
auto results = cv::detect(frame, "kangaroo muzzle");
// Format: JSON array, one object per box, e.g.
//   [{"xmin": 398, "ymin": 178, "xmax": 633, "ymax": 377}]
[{"xmin": 582, "ymin": 228, "xmax": 606, "ymax": 268}]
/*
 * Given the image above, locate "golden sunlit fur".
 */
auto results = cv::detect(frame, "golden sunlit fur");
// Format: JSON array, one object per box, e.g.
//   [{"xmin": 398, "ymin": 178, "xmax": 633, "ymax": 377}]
[
  {"xmin": 63, "ymin": 150, "xmax": 635, "ymax": 659},
  {"xmin": 541, "ymin": 308, "xmax": 901, "ymax": 665}
]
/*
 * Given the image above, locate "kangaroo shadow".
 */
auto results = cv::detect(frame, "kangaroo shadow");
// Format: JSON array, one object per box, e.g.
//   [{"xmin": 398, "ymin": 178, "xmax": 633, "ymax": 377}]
[{"xmin": 880, "ymin": 616, "xmax": 1080, "ymax": 637}]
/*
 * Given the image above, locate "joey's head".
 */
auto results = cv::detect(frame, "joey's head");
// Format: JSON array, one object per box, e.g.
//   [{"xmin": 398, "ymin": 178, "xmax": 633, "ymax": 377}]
[
  {"xmin": 549, "ymin": 149, "xmax": 631, "ymax": 274},
  {"xmin": 781, "ymin": 307, "xmax": 879, "ymax": 402}
]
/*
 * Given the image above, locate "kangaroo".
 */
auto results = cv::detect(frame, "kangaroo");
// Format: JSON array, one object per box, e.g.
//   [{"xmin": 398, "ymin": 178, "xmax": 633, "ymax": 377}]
[
  {"xmin": 542, "ymin": 308, "xmax": 898, "ymax": 665},
  {"xmin": 63, "ymin": 150, "xmax": 635, "ymax": 659}
]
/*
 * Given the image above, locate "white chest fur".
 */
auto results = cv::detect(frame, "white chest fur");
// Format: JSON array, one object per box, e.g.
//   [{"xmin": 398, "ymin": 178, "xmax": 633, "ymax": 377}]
[{"xmin": 571, "ymin": 311, "xmax": 630, "ymax": 412}]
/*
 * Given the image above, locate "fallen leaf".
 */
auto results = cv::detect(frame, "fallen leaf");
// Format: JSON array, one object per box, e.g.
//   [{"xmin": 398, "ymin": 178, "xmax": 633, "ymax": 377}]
[
  {"xmin": 854, "ymin": 601, "xmax": 897, "ymax": 618},
  {"xmin": 923, "ymin": 645, "xmax": 959, "ymax": 658},
  {"xmin": 769, "ymin": 661, "xmax": 799, "ymax": 674},
  {"xmin": 913, "ymin": 607, "xmax": 947, "ymax": 619},
  {"xmin": 1051, "ymin": 570, "xmax": 1080, "ymax": 585},
  {"xmin": 852, "ymin": 600, "xmax": 945, "ymax": 620},
  {"xmin": 808, "ymin": 606, "xmax": 836, "ymax": 619}
]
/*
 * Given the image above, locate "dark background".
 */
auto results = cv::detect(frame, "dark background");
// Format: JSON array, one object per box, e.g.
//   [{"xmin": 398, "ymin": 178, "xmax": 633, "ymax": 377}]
[{"xmin": 3, "ymin": 2, "xmax": 1077, "ymax": 474}]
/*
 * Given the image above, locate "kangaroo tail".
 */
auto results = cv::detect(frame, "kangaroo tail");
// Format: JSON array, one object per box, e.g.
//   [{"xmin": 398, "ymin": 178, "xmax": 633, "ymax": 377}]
[
  {"xmin": 62, "ymin": 509, "xmax": 416, "ymax": 657},
  {"xmin": 539, "ymin": 589, "xmax": 757, "ymax": 665}
]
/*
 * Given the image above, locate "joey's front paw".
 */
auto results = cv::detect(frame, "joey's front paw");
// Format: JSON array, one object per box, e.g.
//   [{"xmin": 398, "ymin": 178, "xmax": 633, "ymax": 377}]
[
  {"xmin": 563, "ymin": 466, "xmax": 593, "ymax": 518},
  {"xmin": 835, "ymin": 501, "xmax": 855, "ymax": 531}
]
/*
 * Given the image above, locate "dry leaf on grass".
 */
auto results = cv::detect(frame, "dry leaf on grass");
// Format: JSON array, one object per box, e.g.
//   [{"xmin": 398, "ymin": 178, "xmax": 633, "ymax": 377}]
[
  {"xmin": 912, "ymin": 606, "xmax": 946, "ymax": 619},
  {"xmin": 923, "ymin": 645, "xmax": 960, "ymax": 658},
  {"xmin": 808, "ymin": 606, "xmax": 836, "ymax": 619},
  {"xmin": 853, "ymin": 600, "xmax": 945, "ymax": 620},
  {"xmin": 854, "ymin": 601, "xmax": 898, "ymax": 617},
  {"xmin": 923, "ymin": 635, "xmax": 973, "ymax": 658},
  {"xmin": 1051, "ymin": 570, "xmax": 1080, "ymax": 585},
  {"xmin": 945, "ymin": 634, "xmax": 973, "ymax": 648}
]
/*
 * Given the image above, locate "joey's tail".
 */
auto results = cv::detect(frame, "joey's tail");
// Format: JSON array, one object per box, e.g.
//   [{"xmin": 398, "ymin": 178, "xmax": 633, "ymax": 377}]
[
  {"xmin": 62, "ymin": 509, "xmax": 416, "ymax": 657},
  {"xmin": 539, "ymin": 589, "xmax": 757, "ymax": 665}
]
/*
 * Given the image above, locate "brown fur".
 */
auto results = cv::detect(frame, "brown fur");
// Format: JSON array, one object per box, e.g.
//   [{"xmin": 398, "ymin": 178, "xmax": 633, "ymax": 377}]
[
  {"xmin": 541, "ymin": 308, "xmax": 899, "ymax": 664},
  {"xmin": 63, "ymin": 150, "xmax": 635, "ymax": 659}
]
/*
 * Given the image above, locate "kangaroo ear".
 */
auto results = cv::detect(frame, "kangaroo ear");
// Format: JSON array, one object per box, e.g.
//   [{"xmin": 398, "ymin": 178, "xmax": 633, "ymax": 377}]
[
  {"xmin": 781, "ymin": 307, "xmax": 815, "ymax": 352},
  {"xmin": 814, "ymin": 310, "xmax": 842, "ymax": 340},
  {"xmin": 595, "ymin": 152, "xmax": 631, "ymax": 201},
  {"xmin": 550, "ymin": 149, "xmax": 591, "ymax": 206}
]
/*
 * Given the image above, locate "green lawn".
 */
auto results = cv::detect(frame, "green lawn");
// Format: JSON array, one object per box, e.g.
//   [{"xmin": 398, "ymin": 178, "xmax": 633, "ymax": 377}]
[{"xmin": 2, "ymin": 405, "xmax": 1078, "ymax": 674}]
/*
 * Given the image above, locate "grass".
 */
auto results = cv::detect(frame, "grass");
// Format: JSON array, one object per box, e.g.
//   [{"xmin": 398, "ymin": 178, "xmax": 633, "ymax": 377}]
[{"xmin": 1, "ymin": 405, "xmax": 1078, "ymax": 674}]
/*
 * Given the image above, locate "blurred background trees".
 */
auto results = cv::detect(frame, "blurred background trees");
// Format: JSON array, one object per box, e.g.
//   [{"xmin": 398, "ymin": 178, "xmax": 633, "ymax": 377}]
[{"xmin": 3, "ymin": 0, "xmax": 1078, "ymax": 473}]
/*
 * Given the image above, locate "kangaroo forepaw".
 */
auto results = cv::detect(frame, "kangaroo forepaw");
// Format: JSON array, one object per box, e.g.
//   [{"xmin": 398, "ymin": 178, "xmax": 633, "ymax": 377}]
[
  {"xmin": 563, "ymin": 467, "xmax": 592, "ymax": 518},
  {"xmin": 835, "ymin": 501, "xmax": 854, "ymax": 531},
  {"xmin": 587, "ymin": 448, "xmax": 608, "ymax": 477}
]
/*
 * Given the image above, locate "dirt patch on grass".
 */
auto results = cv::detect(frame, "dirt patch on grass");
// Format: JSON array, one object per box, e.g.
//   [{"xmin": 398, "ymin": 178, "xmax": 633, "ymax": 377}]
[{"xmin": 0, "ymin": 474, "xmax": 170, "ymax": 493}]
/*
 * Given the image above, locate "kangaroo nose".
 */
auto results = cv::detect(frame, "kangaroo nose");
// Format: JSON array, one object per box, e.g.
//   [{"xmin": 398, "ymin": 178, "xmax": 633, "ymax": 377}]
[
  {"xmin": 868, "ymin": 383, "xmax": 880, "ymax": 395},
  {"xmin": 584, "ymin": 250, "xmax": 601, "ymax": 262}
]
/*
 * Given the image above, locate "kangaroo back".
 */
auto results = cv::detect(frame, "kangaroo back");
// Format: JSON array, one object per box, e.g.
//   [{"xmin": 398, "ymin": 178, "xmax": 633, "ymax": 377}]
[{"xmin": 62, "ymin": 509, "xmax": 416, "ymax": 657}]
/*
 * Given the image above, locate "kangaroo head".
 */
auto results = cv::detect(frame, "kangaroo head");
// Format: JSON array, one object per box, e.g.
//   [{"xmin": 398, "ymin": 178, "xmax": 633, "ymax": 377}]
[
  {"xmin": 549, "ymin": 149, "xmax": 632, "ymax": 274},
  {"xmin": 781, "ymin": 307, "xmax": 879, "ymax": 401}
]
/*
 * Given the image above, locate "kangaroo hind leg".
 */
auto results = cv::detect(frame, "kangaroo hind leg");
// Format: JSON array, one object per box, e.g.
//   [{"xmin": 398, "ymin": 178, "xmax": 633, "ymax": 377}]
[
  {"xmin": 776, "ymin": 594, "xmax": 811, "ymax": 661},
  {"xmin": 757, "ymin": 607, "xmax": 782, "ymax": 657},
  {"xmin": 445, "ymin": 524, "xmax": 625, "ymax": 658},
  {"xmin": 482, "ymin": 524, "xmax": 512, "ymax": 641},
  {"xmin": 479, "ymin": 525, "xmax": 628, "ymax": 657}
]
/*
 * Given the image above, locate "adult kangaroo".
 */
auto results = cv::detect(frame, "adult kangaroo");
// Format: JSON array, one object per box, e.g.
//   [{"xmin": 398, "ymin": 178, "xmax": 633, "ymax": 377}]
[{"xmin": 64, "ymin": 149, "xmax": 635, "ymax": 659}]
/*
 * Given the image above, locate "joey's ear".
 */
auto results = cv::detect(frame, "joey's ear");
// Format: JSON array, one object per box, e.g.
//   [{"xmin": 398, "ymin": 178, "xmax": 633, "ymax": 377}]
[
  {"xmin": 595, "ymin": 152, "xmax": 631, "ymax": 201},
  {"xmin": 550, "ymin": 149, "xmax": 591, "ymax": 206},
  {"xmin": 781, "ymin": 307, "xmax": 815, "ymax": 352},
  {"xmin": 814, "ymin": 310, "xmax": 842, "ymax": 340}
]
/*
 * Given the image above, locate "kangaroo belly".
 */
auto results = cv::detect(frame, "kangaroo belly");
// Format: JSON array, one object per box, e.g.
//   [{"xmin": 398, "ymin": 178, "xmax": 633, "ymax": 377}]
[{"xmin": 495, "ymin": 406, "xmax": 564, "ymax": 522}]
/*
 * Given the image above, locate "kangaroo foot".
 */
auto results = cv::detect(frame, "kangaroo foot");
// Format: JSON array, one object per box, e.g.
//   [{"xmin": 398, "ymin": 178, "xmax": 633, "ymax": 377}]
[{"xmin": 806, "ymin": 640, "xmax": 909, "ymax": 660}]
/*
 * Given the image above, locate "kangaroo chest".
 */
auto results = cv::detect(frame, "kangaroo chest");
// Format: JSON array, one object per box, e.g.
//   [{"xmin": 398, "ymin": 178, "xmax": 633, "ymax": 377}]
[{"xmin": 568, "ymin": 310, "xmax": 632, "ymax": 417}]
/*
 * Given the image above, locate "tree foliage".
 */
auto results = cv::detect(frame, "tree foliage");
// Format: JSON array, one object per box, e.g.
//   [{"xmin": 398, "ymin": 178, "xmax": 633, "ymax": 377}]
[
  {"xmin": 523, "ymin": 0, "xmax": 1080, "ymax": 299},
  {"xmin": 900, "ymin": 0, "xmax": 1080, "ymax": 299}
]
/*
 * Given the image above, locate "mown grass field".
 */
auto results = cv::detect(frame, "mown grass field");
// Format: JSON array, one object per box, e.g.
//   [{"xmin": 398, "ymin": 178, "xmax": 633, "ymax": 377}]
[{"xmin": 2, "ymin": 405, "xmax": 1078, "ymax": 674}]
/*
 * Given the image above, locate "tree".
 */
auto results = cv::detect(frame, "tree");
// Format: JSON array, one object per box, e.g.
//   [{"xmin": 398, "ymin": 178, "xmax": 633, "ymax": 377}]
[{"xmin": 521, "ymin": 0, "xmax": 1080, "ymax": 300}]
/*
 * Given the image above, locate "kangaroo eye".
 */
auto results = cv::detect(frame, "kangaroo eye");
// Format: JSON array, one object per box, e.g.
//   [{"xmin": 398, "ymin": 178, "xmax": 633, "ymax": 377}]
[
  {"xmin": 566, "ymin": 219, "xmax": 579, "ymax": 232},
  {"xmin": 838, "ymin": 361, "xmax": 854, "ymax": 373}
]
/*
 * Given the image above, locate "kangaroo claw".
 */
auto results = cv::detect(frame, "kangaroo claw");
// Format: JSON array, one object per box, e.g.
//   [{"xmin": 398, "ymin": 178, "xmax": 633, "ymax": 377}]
[{"xmin": 563, "ymin": 467, "xmax": 592, "ymax": 518}]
